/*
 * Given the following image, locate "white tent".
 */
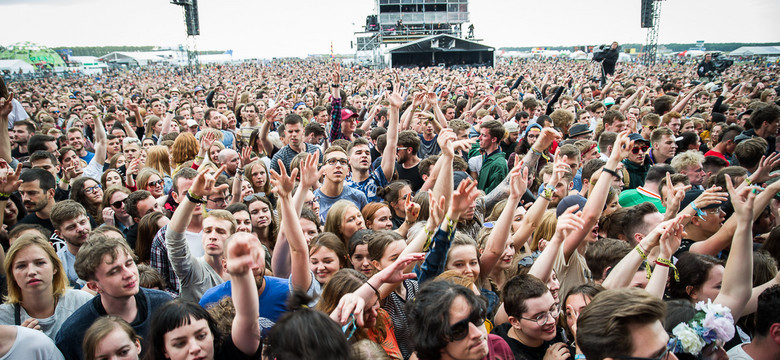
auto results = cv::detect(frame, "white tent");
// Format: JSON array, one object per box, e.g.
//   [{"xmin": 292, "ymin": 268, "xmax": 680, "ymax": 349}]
[
  {"xmin": 0, "ymin": 59, "xmax": 35, "ymax": 73},
  {"xmin": 729, "ymin": 46, "xmax": 780, "ymax": 57},
  {"xmin": 99, "ymin": 51, "xmax": 181, "ymax": 66}
]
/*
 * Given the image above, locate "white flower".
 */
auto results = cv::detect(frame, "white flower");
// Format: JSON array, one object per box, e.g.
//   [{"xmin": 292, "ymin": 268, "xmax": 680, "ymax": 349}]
[
  {"xmin": 702, "ymin": 312, "xmax": 735, "ymax": 341},
  {"xmin": 695, "ymin": 300, "xmax": 730, "ymax": 316},
  {"xmin": 673, "ymin": 323, "xmax": 705, "ymax": 355}
]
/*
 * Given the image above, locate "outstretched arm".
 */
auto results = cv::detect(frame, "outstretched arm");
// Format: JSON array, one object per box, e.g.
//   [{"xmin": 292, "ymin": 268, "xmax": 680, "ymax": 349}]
[
  {"xmin": 227, "ymin": 235, "xmax": 262, "ymax": 355},
  {"xmin": 270, "ymin": 160, "xmax": 312, "ymax": 291}
]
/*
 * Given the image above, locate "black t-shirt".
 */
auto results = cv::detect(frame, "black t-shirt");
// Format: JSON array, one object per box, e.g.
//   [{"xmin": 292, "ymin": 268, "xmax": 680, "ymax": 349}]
[
  {"xmin": 396, "ymin": 162, "xmax": 424, "ymax": 193},
  {"xmin": 216, "ymin": 336, "xmax": 263, "ymax": 360},
  {"xmin": 493, "ymin": 323, "xmax": 568, "ymax": 360},
  {"xmin": 11, "ymin": 147, "xmax": 28, "ymax": 160},
  {"xmin": 15, "ymin": 213, "xmax": 54, "ymax": 233}
]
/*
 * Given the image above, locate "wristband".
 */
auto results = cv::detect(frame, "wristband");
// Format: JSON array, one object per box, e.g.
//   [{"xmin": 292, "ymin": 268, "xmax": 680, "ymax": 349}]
[
  {"xmin": 601, "ymin": 168, "xmax": 620, "ymax": 179},
  {"xmin": 634, "ymin": 245, "xmax": 647, "ymax": 260},
  {"xmin": 331, "ymin": 84, "xmax": 340, "ymax": 88},
  {"xmin": 690, "ymin": 203, "xmax": 706, "ymax": 220},
  {"xmin": 195, "ymin": 155, "xmax": 204, "ymax": 161},
  {"xmin": 530, "ymin": 148, "xmax": 543, "ymax": 156},
  {"xmin": 186, "ymin": 189, "xmax": 207, "ymax": 204},
  {"xmin": 422, "ymin": 227, "xmax": 434, "ymax": 252},
  {"xmin": 655, "ymin": 258, "xmax": 679, "ymax": 281},
  {"xmin": 0, "ymin": 192, "xmax": 10, "ymax": 201},
  {"xmin": 542, "ymin": 185, "xmax": 554, "ymax": 200}
]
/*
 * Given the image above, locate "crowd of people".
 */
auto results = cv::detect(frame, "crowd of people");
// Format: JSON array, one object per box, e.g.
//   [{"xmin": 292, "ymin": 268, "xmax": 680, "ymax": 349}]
[{"xmin": 0, "ymin": 55, "xmax": 779, "ymax": 360}]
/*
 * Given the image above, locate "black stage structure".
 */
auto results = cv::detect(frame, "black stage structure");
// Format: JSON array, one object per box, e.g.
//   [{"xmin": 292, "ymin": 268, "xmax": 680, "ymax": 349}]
[{"xmin": 388, "ymin": 34, "xmax": 493, "ymax": 68}]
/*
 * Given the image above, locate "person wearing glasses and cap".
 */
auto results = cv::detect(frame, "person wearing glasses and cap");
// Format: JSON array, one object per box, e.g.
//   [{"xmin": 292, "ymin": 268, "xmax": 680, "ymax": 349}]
[{"xmin": 622, "ymin": 133, "xmax": 652, "ymax": 189}]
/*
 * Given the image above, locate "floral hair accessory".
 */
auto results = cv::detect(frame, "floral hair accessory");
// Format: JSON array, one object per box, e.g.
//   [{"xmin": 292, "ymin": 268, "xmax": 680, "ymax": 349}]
[{"xmin": 671, "ymin": 300, "xmax": 735, "ymax": 356}]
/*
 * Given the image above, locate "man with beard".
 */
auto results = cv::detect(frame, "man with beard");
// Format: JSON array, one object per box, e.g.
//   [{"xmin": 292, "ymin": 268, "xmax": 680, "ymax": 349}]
[
  {"xmin": 15, "ymin": 168, "xmax": 58, "ymax": 233},
  {"xmin": 51, "ymin": 200, "xmax": 92, "ymax": 288},
  {"xmin": 11, "ymin": 119, "xmax": 34, "ymax": 160}
]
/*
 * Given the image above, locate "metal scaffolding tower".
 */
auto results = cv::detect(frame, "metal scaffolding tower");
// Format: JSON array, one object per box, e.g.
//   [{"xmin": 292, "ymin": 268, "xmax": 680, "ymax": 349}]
[
  {"xmin": 171, "ymin": 0, "xmax": 200, "ymax": 72},
  {"xmin": 643, "ymin": 0, "xmax": 663, "ymax": 66}
]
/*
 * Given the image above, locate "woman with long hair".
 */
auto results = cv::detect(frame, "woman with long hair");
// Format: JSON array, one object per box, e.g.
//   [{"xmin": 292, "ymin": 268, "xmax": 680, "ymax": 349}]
[
  {"xmin": 0, "ymin": 233, "xmax": 93, "ymax": 339},
  {"xmin": 98, "ymin": 186, "xmax": 133, "ymax": 232},
  {"xmin": 136, "ymin": 212, "xmax": 169, "ymax": 265},
  {"xmin": 70, "ymin": 176, "xmax": 104, "ymax": 220},
  {"xmin": 101, "ymin": 169, "xmax": 124, "ymax": 189},
  {"xmin": 324, "ymin": 200, "xmax": 366, "ymax": 246},
  {"xmin": 245, "ymin": 159, "xmax": 271, "ymax": 195},
  {"xmin": 171, "ymin": 132, "xmax": 199, "ymax": 171},
  {"xmin": 145, "ymin": 145, "xmax": 173, "ymax": 194},
  {"xmin": 144, "ymin": 116, "xmax": 163, "ymax": 142},
  {"xmin": 136, "ymin": 168, "xmax": 165, "ymax": 199},
  {"xmin": 244, "ymin": 195, "xmax": 278, "ymax": 253}
]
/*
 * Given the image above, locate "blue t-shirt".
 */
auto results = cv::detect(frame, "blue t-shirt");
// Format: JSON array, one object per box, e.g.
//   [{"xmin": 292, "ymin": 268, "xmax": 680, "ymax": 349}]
[
  {"xmin": 345, "ymin": 166, "xmax": 389, "ymax": 203},
  {"xmin": 199, "ymin": 276, "xmax": 289, "ymax": 334},
  {"xmin": 81, "ymin": 151, "xmax": 95, "ymax": 163},
  {"xmin": 314, "ymin": 185, "xmax": 368, "ymax": 224}
]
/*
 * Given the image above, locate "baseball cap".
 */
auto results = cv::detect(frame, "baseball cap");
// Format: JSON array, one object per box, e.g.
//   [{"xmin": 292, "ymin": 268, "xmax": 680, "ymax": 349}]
[
  {"xmin": 604, "ymin": 97, "xmax": 615, "ymax": 106},
  {"xmin": 186, "ymin": 120, "xmax": 199, "ymax": 128},
  {"xmin": 556, "ymin": 195, "xmax": 588, "ymax": 217},
  {"xmin": 193, "ymin": 85, "xmax": 205, "ymax": 93},
  {"xmin": 628, "ymin": 133, "xmax": 650, "ymax": 144},
  {"xmin": 680, "ymin": 189, "xmax": 723, "ymax": 212},
  {"xmin": 504, "ymin": 121, "xmax": 519, "ymax": 133},
  {"xmin": 341, "ymin": 109, "xmax": 359, "ymax": 121}
]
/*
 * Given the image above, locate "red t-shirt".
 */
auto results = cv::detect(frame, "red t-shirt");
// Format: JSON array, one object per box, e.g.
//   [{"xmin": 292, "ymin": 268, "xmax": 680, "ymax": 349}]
[{"xmin": 704, "ymin": 149, "xmax": 730, "ymax": 165}]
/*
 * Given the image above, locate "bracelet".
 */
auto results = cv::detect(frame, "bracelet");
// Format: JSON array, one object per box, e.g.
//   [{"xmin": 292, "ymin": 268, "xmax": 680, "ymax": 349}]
[
  {"xmin": 0, "ymin": 192, "xmax": 10, "ymax": 201},
  {"xmin": 195, "ymin": 155, "xmax": 204, "ymax": 161},
  {"xmin": 422, "ymin": 227, "xmax": 434, "ymax": 252},
  {"xmin": 530, "ymin": 148, "xmax": 543, "ymax": 156},
  {"xmin": 601, "ymin": 168, "xmax": 620, "ymax": 179},
  {"xmin": 690, "ymin": 203, "xmax": 706, "ymax": 220},
  {"xmin": 445, "ymin": 215, "xmax": 457, "ymax": 232},
  {"xmin": 331, "ymin": 84, "xmax": 340, "ymax": 88},
  {"xmin": 365, "ymin": 280, "xmax": 380, "ymax": 299},
  {"xmin": 656, "ymin": 258, "xmax": 679, "ymax": 281},
  {"xmin": 542, "ymin": 185, "xmax": 554, "ymax": 200},
  {"xmin": 186, "ymin": 189, "xmax": 207, "ymax": 204}
]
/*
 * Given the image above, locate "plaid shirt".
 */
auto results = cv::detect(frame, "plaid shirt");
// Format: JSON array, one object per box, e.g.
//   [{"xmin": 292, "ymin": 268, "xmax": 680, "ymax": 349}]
[
  {"xmin": 150, "ymin": 224, "xmax": 180, "ymax": 296},
  {"xmin": 329, "ymin": 97, "xmax": 350, "ymax": 141}
]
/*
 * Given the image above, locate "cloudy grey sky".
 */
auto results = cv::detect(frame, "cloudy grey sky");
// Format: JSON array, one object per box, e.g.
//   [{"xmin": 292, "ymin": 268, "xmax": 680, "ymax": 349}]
[{"xmin": 1, "ymin": 0, "xmax": 778, "ymax": 58}]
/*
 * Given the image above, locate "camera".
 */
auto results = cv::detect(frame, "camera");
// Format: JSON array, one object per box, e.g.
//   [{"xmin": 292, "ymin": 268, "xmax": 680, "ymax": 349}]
[{"xmin": 710, "ymin": 53, "xmax": 733, "ymax": 74}]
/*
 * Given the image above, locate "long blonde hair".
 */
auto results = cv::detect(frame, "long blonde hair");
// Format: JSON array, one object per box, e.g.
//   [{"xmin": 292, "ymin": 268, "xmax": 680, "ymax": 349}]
[
  {"xmin": 530, "ymin": 209, "xmax": 558, "ymax": 252},
  {"xmin": 3, "ymin": 233, "xmax": 69, "ymax": 304}
]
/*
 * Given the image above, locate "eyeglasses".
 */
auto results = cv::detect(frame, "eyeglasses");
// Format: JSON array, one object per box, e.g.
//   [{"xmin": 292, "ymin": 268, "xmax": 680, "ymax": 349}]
[
  {"xmin": 72, "ymin": 108, "xmax": 83, "ymax": 112},
  {"xmin": 325, "ymin": 158, "xmax": 348, "ymax": 166},
  {"xmin": 111, "ymin": 199, "xmax": 126, "ymax": 209},
  {"xmin": 51, "ymin": 110, "xmax": 60, "ymax": 114},
  {"xmin": 447, "ymin": 305, "xmax": 487, "ymax": 341},
  {"xmin": 615, "ymin": 336, "xmax": 677, "ymax": 360},
  {"xmin": 646, "ymin": 126, "xmax": 658, "ymax": 131},
  {"xmin": 208, "ymin": 194, "xmax": 233, "ymax": 205},
  {"xmin": 84, "ymin": 99, "xmax": 95, "ymax": 103},
  {"xmin": 304, "ymin": 196, "xmax": 320, "ymax": 207},
  {"xmin": 632, "ymin": 146, "xmax": 650, "ymax": 154},
  {"xmin": 520, "ymin": 306, "xmax": 560, "ymax": 326},
  {"xmin": 396, "ymin": 147, "xmax": 408, "ymax": 152},
  {"xmin": 84, "ymin": 184, "xmax": 102, "ymax": 194},
  {"xmin": 148, "ymin": 179, "xmax": 164, "ymax": 187}
]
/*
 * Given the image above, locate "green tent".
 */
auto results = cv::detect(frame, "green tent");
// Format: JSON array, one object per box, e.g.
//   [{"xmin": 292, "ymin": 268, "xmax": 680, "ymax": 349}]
[{"xmin": 0, "ymin": 41, "xmax": 66, "ymax": 68}]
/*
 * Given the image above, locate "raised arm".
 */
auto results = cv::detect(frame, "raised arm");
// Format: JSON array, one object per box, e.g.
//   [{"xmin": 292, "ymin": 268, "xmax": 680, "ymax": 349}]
[
  {"xmin": 528, "ymin": 206, "xmax": 585, "ymax": 282},
  {"xmin": 382, "ymin": 90, "xmax": 402, "ymax": 182},
  {"xmin": 259, "ymin": 104, "xmax": 279, "ymax": 156},
  {"xmin": 226, "ymin": 234, "xmax": 262, "ymax": 355},
  {"xmin": 511, "ymin": 155, "xmax": 568, "ymax": 249},
  {"xmin": 92, "ymin": 111, "xmax": 108, "ymax": 166},
  {"xmin": 0, "ymin": 93, "xmax": 13, "ymax": 163},
  {"xmin": 713, "ymin": 176, "xmax": 757, "ymax": 318},
  {"xmin": 270, "ymin": 159, "xmax": 313, "ymax": 291},
  {"xmin": 562, "ymin": 130, "xmax": 631, "ymax": 260},
  {"xmin": 645, "ymin": 218, "xmax": 684, "ymax": 298},
  {"xmin": 479, "ymin": 165, "xmax": 528, "ymax": 281},
  {"xmin": 159, "ymin": 97, "xmax": 179, "ymax": 137},
  {"xmin": 671, "ymin": 84, "xmax": 703, "ymax": 114}
]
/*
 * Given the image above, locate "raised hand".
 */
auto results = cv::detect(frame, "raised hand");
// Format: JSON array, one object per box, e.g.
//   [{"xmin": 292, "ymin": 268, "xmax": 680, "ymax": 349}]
[
  {"xmin": 449, "ymin": 179, "xmax": 480, "ymax": 216},
  {"xmin": 427, "ymin": 192, "xmax": 446, "ymax": 230},
  {"xmin": 330, "ymin": 293, "xmax": 366, "ymax": 327},
  {"xmin": 388, "ymin": 91, "xmax": 403, "ymax": 108},
  {"xmin": 531, "ymin": 128, "xmax": 562, "ymax": 153},
  {"xmin": 191, "ymin": 165, "xmax": 230, "ymax": 198},
  {"xmin": 374, "ymin": 252, "xmax": 425, "ymax": 284},
  {"xmin": 725, "ymin": 174, "xmax": 758, "ymax": 222},
  {"xmin": 102, "ymin": 207, "xmax": 116, "ymax": 227},
  {"xmin": 691, "ymin": 186, "xmax": 728, "ymax": 211},
  {"xmin": 555, "ymin": 205, "xmax": 585, "ymax": 240},
  {"xmin": 226, "ymin": 234, "xmax": 263, "ymax": 275},
  {"xmin": 611, "ymin": 130, "xmax": 634, "ymax": 161},
  {"xmin": 269, "ymin": 159, "xmax": 298, "ymax": 199},
  {"xmin": 0, "ymin": 93, "xmax": 14, "ymax": 120},
  {"xmin": 508, "ymin": 162, "xmax": 529, "ymax": 199},
  {"xmin": 0, "ymin": 161, "xmax": 22, "ymax": 195},
  {"xmin": 404, "ymin": 193, "xmax": 421, "ymax": 223},
  {"xmin": 750, "ymin": 153, "xmax": 780, "ymax": 184}
]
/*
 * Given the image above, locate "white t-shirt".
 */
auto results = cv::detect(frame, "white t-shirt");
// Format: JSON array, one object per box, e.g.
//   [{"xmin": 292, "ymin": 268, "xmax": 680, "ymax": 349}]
[
  {"xmin": 185, "ymin": 230, "xmax": 204, "ymax": 257},
  {"xmin": 7, "ymin": 99, "xmax": 29, "ymax": 129},
  {"xmin": 0, "ymin": 326, "xmax": 64, "ymax": 360},
  {"xmin": 0, "ymin": 289, "xmax": 93, "ymax": 339},
  {"xmin": 725, "ymin": 343, "xmax": 753, "ymax": 360}
]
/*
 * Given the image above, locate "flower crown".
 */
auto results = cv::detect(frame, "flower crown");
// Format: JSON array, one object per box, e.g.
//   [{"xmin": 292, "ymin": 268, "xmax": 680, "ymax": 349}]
[{"xmin": 671, "ymin": 300, "xmax": 735, "ymax": 355}]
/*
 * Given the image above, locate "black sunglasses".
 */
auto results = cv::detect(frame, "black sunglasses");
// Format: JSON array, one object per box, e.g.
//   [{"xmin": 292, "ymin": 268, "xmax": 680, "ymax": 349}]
[
  {"xmin": 447, "ymin": 306, "xmax": 486, "ymax": 342},
  {"xmin": 111, "ymin": 200, "xmax": 125, "ymax": 208},
  {"xmin": 632, "ymin": 146, "xmax": 650, "ymax": 154}
]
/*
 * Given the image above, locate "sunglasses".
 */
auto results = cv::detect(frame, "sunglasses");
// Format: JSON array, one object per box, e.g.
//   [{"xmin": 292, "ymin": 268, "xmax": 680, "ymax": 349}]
[
  {"xmin": 148, "ymin": 179, "xmax": 164, "ymax": 187},
  {"xmin": 447, "ymin": 306, "xmax": 487, "ymax": 342},
  {"xmin": 632, "ymin": 146, "xmax": 650, "ymax": 154},
  {"xmin": 646, "ymin": 126, "xmax": 657, "ymax": 131},
  {"xmin": 111, "ymin": 199, "xmax": 126, "ymax": 208}
]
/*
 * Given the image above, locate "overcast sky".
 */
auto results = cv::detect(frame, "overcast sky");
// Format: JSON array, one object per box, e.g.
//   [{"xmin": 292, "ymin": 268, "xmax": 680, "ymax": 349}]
[{"xmin": 2, "ymin": 0, "xmax": 778, "ymax": 58}]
